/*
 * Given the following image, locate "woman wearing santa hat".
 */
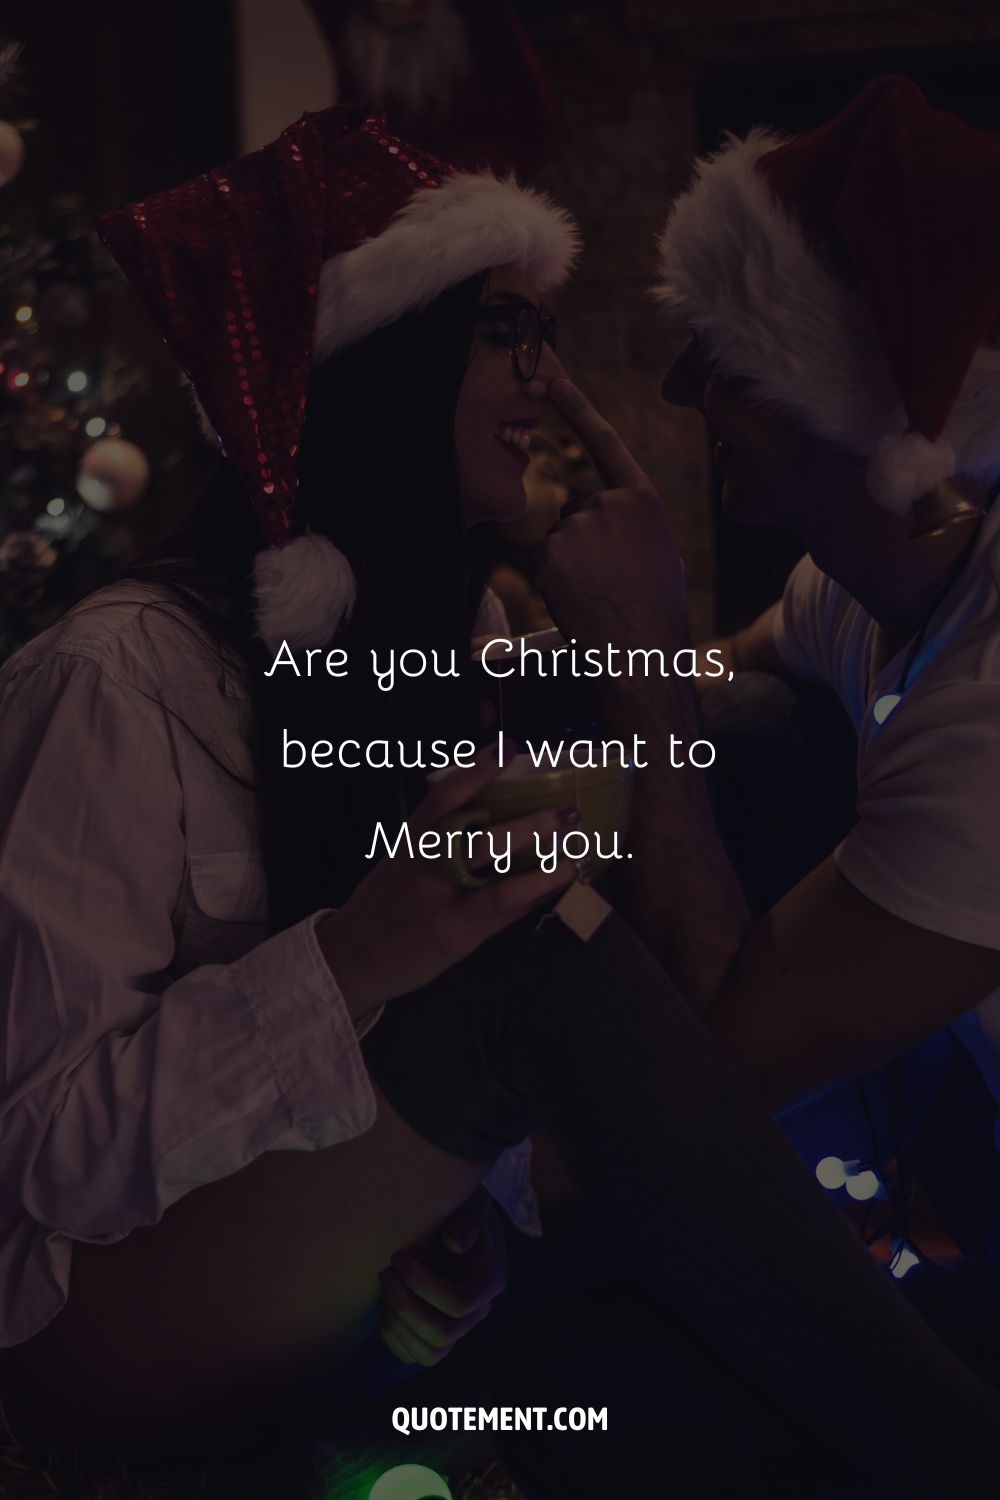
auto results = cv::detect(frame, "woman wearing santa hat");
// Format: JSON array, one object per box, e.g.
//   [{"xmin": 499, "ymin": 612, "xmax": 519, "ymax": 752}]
[
  {"xmin": 0, "ymin": 103, "xmax": 580, "ymax": 1443},
  {"xmin": 0, "ymin": 102, "xmax": 996, "ymax": 1493}
]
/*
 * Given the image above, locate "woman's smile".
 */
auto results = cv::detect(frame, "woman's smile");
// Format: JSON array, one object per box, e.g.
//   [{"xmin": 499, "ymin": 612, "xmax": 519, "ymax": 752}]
[{"xmin": 495, "ymin": 418, "xmax": 538, "ymax": 468}]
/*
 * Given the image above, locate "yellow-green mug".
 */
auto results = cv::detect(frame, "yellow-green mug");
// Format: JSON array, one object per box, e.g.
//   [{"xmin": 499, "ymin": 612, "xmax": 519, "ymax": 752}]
[{"xmin": 436, "ymin": 752, "xmax": 634, "ymax": 889}]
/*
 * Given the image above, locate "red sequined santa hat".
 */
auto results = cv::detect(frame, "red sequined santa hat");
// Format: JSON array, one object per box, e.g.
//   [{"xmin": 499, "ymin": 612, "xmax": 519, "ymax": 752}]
[
  {"xmin": 655, "ymin": 76, "xmax": 1000, "ymax": 518},
  {"xmin": 97, "ymin": 105, "xmax": 579, "ymax": 649}
]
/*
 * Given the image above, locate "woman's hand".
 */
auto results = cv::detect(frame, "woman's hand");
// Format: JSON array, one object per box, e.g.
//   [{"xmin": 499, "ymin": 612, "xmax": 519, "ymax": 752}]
[
  {"xmin": 378, "ymin": 1187, "xmax": 506, "ymax": 1367},
  {"xmin": 316, "ymin": 742, "xmax": 577, "ymax": 1020}
]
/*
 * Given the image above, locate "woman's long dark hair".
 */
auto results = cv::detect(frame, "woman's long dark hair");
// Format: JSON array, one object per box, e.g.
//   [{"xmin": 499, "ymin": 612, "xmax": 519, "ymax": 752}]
[{"xmin": 118, "ymin": 272, "xmax": 492, "ymax": 927}]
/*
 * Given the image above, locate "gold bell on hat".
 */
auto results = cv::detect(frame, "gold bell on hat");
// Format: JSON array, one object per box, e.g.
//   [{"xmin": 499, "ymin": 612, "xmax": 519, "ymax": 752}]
[{"xmin": 909, "ymin": 480, "xmax": 984, "ymax": 540}]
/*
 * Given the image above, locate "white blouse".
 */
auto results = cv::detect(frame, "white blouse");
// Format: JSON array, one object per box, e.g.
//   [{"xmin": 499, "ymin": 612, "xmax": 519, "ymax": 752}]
[{"xmin": 0, "ymin": 582, "xmax": 534, "ymax": 1412}]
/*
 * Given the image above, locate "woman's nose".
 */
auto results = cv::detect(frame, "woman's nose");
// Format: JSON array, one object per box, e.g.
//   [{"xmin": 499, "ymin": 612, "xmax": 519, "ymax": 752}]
[
  {"xmin": 526, "ymin": 341, "xmax": 565, "ymax": 400},
  {"xmin": 661, "ymin": 337, "xmax": 707, "ymax": 412}
]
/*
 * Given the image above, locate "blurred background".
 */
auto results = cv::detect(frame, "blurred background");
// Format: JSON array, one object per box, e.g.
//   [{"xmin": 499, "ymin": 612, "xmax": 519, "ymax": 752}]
[{"xmin": 2, "ymin": 0, "xmax": 1000, "ymax": 661}]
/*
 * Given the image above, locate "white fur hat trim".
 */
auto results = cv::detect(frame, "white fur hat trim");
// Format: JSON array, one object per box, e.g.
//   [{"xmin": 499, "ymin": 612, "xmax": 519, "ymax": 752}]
[
  {"xmin": 233, "ymin": 170, "xmax": 577, "ymax": 648},
  {"xmin": 315, "ymin": 169, "xmax": 579, "ymax": 360},
  {"xmin": 866, "ymin": 433, "xmax": 957, "ymax": 516},
  {"xmin": 253, "ymin": 532, "xmax": 357, "ymax": 653},
  {"xmin": 655, "ymin": 130, "xmax": 1000, "ymax": 508},
  {"xmin": 192, "ymin": 169, "xmax": 578, "ymax": 443}
]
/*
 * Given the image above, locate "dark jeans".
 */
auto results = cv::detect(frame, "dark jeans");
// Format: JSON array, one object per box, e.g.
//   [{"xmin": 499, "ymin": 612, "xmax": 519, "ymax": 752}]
[
  {"xmin": 485, "ymin": 674, "xmax": 1000, "ymax": 1500},
  {"xmin": 359, "ymin": 897, "xmax": 1000, "ymax": 1498},
  {"xmin": 491, "ymin": 1253, "xmax": 1000, "ymax": 1500},
  {"xmin": 488, "ymin": 1035, "xmax": 1000, "ymax": 1500},
  {"xmin": 360, "ymin": 673, "xmax": 1000, "ymax": 1500}
]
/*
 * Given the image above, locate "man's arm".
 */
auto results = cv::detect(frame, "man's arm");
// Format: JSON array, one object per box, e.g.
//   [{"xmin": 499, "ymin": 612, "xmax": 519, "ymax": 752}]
[
  {"xmin": 538, "ymin": 379, "xmax": 751, "ymax": 1003},
  {"xmin": 694, "ymin": 601, "xmax": 784, "ymax": 691},
  {"xmin": 600, "ymin": 664, "xmax": 751, "ymax": 1005},
  {"xmin": 707, "ymin": 857, "xmax": 1000, "ymax": 1110},
  {"xmin": 540, "ymin": 378, "xmax": 1000, "ymax": 1105},
  {"xmin": 613, "ymin": 602, "xmax": 796, "ymax": 996},
  {"xmin": 603, "ymin": 657, "xmax": 1000, "ymax": 1110},
  {"xmin": 620, "ymin": 599, "xmax": 799, "ymax": 995}
]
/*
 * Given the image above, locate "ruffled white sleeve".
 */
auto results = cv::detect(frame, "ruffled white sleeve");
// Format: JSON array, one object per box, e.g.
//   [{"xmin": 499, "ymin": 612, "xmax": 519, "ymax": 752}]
[{"xmin": 0, "ymin": 648, "xmax": 376, "ymax": 1342}]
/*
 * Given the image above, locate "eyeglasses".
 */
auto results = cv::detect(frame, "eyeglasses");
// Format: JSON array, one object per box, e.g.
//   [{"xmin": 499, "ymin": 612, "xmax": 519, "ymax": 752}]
[{"xmin": 472, "ymin": 302, "xmax": 558, "ymax": 382}]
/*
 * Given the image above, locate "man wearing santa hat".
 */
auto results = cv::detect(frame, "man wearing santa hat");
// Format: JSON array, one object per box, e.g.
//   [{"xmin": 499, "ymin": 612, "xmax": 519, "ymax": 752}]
[{"xmin": 516, "ymin": 73, "xmax": 1000, "ymax": 1494}]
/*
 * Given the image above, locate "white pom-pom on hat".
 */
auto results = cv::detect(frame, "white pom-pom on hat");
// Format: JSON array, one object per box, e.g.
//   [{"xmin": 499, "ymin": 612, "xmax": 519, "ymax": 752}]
[
  {"xmin": 253, "ymin": 533, "xmax": 357, "ymax": 654},
  {"xmin": 865, "ymin": 431, "xmax": 957, "ymax": 516}
]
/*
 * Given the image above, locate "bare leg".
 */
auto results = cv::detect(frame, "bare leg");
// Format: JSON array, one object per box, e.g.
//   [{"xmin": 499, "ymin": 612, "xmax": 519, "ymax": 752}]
[{"xmin": 0, "ymin": 1088, "xmax": 485, "ymax": 1446}]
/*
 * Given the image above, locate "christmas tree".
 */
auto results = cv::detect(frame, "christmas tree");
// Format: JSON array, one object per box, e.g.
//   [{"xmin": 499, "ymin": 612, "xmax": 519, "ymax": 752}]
[{"xmin": 0, "ymin": 40, "xmax": 152, "ymax": 661}]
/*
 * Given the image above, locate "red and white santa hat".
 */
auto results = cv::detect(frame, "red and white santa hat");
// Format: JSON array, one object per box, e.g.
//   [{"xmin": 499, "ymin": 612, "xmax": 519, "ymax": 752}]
[
  {"xmin": 97, "ymin": 105, "xmax": 579, "ymax": 649},
  {"xmin": 655, "ymin": 75, "xmax": 1000, "ymax": 517}
]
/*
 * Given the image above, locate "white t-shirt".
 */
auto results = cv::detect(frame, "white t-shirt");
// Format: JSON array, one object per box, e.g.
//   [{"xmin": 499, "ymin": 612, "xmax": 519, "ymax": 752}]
[{"xmin": 772, "ymin": 498, "xmax": 1000, "ymax": 1140}]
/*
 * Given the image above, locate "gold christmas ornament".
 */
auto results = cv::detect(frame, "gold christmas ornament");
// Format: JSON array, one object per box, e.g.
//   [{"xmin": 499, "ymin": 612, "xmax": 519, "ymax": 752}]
[
  {"xmin": 0, "ymin": 119, "xmax": 25, "ymax": 186},
  {"xmin": 908, "ymin": 481, "xmax": 984, "ymax": 540},
  {"xmin": 76, "ymin": 438, "xmax": 150, "ymax": 512}
]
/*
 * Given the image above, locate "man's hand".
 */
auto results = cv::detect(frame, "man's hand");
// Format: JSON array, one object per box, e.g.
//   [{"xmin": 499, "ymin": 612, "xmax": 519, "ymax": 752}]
[
  {"xmin": 537, "ymin": 377, "xmax": 687, "ymax": 660},
  {"xmin": 537, "ymin": 377, "xmax": 749, "ymax": 1001},
  {"xmin": 378, "ymin": 1188, "xmax": 506, "ymax": 1367}
]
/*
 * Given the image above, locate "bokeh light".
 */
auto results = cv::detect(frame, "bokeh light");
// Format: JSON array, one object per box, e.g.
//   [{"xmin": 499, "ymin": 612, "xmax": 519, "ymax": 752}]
[
  {"xmin": 815, "ymin": 1155, "xmax": 847, "ymax": 1190},
  {"xmin": 368, "ymin": 1465, "xmax": 452, "ymax": 1500},
  {"xmin": 844, "ymin": 1168, "xmax": 882, "ymax": 1202}
]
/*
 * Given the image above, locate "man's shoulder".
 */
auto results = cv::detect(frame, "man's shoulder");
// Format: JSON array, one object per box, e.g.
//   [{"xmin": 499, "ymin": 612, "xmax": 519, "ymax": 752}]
[
  {"xmin": 772, "ymin": 553, "xmax": 867, "ymax": 698},
  {"xmin": 782, "ymin": 553, "xmax": 856, "ymax": 626}
]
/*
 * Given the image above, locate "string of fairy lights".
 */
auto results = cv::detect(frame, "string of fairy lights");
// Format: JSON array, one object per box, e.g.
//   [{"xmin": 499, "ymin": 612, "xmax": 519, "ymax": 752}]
[{"xmin": 815, "ymin": 1153, "xmax": 922, "ymax": 1280}]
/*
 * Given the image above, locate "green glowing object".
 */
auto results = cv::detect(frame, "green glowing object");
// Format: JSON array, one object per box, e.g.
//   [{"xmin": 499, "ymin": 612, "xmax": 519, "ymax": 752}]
[{"xmin": 368, "ymin": 1465, "xmax": 452, "ymax": 1500}]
